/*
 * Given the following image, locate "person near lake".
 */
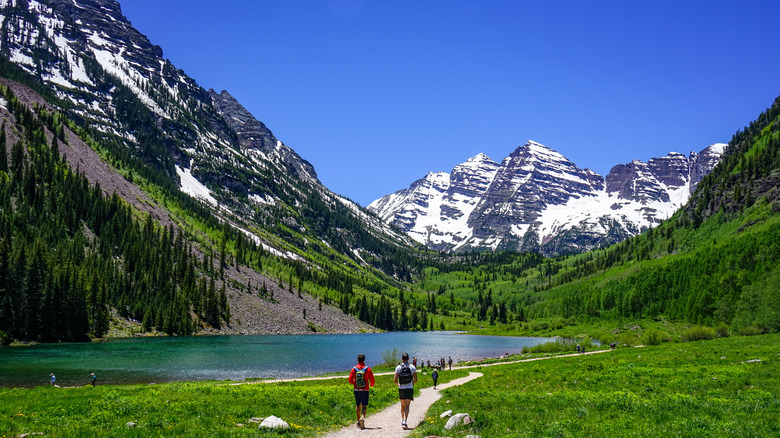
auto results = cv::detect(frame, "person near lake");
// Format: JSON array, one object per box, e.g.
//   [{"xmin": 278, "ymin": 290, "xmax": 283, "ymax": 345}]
[
  {"xmin": 348, "ymin": 354, "xmax": 375, "ymax": 429},
  {"xmin": 49, "ymin": 373, "xmax": 55, "ymax": 386},
  {"xmin": 91, "ymin": 372, "xmax": 97, "ymax": 387},
  {"xmin": 394, "ymin": 352, "xmax": 418, "ymax": 429},
  {"xmin": 448, "ymin": 356, "xmax": 453, "ymax": 370},
  {"xmin": 431, "ymin": 369, "xmax": 439, "ymax": 389}
]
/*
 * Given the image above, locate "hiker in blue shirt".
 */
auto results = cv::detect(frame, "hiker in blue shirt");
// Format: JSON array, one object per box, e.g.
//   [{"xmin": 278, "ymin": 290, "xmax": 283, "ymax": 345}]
[{"xmin": 432, "ymin": 369, "xmax": 439, "ymax": 389}]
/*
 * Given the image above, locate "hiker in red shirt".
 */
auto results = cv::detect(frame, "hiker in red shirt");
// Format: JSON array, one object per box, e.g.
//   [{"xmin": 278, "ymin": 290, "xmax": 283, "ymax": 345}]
[{"xmin": 348, "ymin": 354, "xmax": 375, "ymax": 429}]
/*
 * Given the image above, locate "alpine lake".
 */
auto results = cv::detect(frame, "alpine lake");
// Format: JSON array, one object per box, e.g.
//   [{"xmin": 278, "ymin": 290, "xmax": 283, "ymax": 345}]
[{"xmin": 0, "ymin": 331, "xmax": 554, "ymax": 388}]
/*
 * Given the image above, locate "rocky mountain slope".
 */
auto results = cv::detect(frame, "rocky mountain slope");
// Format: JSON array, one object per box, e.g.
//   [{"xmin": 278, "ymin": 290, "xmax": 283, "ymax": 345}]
[
  {"xmin": 0, "ymin": 0, "xmax": 415, "ymax": 337},
  {"xmin": 0, "ymin": 0, "xmax": 409, "ymax": 258},
  {"xmin": 369, "ymin": 140, "xmax": 725, "ymax": 255}
]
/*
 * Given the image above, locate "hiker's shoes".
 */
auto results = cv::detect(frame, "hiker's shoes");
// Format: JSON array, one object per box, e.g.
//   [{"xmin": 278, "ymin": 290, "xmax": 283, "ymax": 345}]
[
  {"xmin": 358, "ymin": 418, "xmax": 365, "ymax": 429},
  {"xmin": 402, "ymin": 420, "xmax": 407, "ymax": 429}
]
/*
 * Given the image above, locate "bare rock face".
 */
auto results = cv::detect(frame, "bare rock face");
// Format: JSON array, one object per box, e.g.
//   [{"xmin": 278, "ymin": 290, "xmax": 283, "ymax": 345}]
[
  {"xmin": 605, "ymin": 160, "xmax": 670, "ymax": 203},
  {"xmin": 208, "ymin": 89, "xmax": 318, "ymax": 182},
  {"xmin": 648, "ymin": 152, "xmax": 691, "ymax": 190},
  {"xmin": 689, "ymin": 143, "xmax": 728, "ymax": 193}
]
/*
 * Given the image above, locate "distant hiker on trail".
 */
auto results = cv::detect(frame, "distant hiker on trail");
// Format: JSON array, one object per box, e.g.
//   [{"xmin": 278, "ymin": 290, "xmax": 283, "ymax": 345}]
[
  {"xmin": 431, "ymin": 369, "xmax": 439, "ymax": 389},
  {"xmin": 448, "ymin": 356, "xmax": 453, "ymax": 370},
  {"xmin": 413, "ymin": 356, "xmax": 417, "ymax": 367},
  {"xmin": 49, "ymin": 373, "xmax": 56, "ymax": 386},
  {"xmin": 348, "ymin": 354, "xmax": 375, "ymax": 429},
  {"xmin": 91, "ymin": 372, "xmax": 97, "ymax": 387},
  {"xmin": 576, "ymin": 345, "xmax": 581, "ymax": 353},
  {"xmin": 394, "ymin": 352, "xmax": 418, "ymax": 429},
  {"xmin": 427, "ymin": 359, "xmax": 431, "ymax": 368}
]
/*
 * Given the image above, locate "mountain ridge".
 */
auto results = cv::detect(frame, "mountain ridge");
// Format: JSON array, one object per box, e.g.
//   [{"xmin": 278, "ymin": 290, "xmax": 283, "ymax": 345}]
[{"xmin": 369, "ymin": 140, "xmax": 725, "ymax": 255}]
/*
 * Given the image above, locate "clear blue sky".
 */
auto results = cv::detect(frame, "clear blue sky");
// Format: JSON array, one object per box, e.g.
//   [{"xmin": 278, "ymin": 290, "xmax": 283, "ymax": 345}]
[{"xmin": 119, "ymin": 0, "xmax": 780, "ymax": 206}]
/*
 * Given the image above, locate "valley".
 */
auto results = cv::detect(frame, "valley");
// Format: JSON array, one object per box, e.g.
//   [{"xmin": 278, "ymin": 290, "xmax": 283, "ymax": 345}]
[
  {"xmin": 0, "ymin": 0, "xmax": 777, "ymax": 362},
  {"xmin": 0, "ymin": 1, "xmax": 778, "ymax": 436}
]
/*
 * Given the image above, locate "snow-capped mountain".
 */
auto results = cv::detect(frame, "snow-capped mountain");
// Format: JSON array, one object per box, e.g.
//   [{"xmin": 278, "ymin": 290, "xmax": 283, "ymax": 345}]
[
  {"xmin": 0, "ymin": 0, "xmax": 411, "ymax": 269},
  {"xmin": 369, "ymin": 141, "xmax": 726, "ymax": 255}
]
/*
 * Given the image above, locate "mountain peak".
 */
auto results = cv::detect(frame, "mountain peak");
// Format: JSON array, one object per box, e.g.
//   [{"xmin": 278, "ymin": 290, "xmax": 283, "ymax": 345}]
[
  {"xmin": 466, "ymin": 152, "xmax": 495, "ymax": 163},
  {"xmin": 371, "ymin": 140, "xmax": 724, "ymax": 255}
]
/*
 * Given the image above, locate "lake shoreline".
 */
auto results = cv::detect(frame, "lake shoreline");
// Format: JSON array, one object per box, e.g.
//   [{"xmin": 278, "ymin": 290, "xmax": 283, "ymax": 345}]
[{"xmin": 0, "ymin": 332, "xmax": 556, "ymax": 388}]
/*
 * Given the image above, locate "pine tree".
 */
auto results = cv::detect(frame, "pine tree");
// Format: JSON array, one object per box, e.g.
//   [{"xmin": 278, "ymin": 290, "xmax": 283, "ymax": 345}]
[
  {"xmin": 23, "ymin": 241, "xmax": 47, "ymax": 340},
  {"xmin": 260, "ymin": 281, "xmax": 268, "ymax": 297},
  {"xmin": 50, "ymin": 133, "xmax": 59, "ymax": 162},
  {"xmin": 219, "ymin": 283, "xmax": 229, "ymax": 326},
  {"xmin": 0, "ymin": 122, "xmax": 7, "ymax": 173}
]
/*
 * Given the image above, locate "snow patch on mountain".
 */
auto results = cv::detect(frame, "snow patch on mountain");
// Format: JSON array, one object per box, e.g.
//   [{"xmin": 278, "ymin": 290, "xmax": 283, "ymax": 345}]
[{"xmin": 176, "ymin": 163, "xmax": 218, "ymax": 207}]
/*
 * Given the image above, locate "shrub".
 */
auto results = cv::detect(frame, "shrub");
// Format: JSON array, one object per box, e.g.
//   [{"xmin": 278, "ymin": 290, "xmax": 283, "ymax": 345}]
[
  {"xmin": 522, "ymin": 341, "xmax": 570, "ymax": 354},
  {"xmin": 0, "ymin": 330, "xmax": 9, "ymax": 345},
  {"xmin": 715, "ymin": 322, "xmax": 730, "ymax": 338},
  {"xmin": 738, "ymin": 325, "xmax": 762, "ymax": 336},
  {"xmin": 379, "ymin": 348, "xmax": 401, "ymax": 367},
  {"xmin": 681, "ymin": 326, "xmax": 716, "ymax": 342},
  {"xmin": 617, "ymin": 333, "xmax": 641, "ymax": 347},
  {"xmin": 643, "ymin": 330, "xmax": 670, "ymax": 346}
]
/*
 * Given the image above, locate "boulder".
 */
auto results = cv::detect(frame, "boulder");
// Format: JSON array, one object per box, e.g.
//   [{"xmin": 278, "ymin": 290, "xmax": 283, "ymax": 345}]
[
  {"xmin": 444, "ymin": 413, "xmax": 473, "ymax": 430},
  {"xmin": 259, "ymin": 415, "xmax": 289, "ymax": 429},
  {"xmin": 439, "ymin": 409, "xmax": 453, "ymax": 418}
]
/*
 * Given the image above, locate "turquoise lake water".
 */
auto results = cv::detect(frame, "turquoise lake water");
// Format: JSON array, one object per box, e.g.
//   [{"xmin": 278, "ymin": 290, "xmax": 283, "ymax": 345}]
[{"xmin": 0, "ymin": 332, "xmax": 554, "ymax": 387}]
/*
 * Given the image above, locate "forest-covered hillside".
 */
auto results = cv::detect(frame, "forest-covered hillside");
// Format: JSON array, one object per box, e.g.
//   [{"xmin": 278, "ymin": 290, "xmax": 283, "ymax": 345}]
[
  {"xmin": 413, "ymin": 95, "xmax": 780, "ymax": 337},
  {"xmin": 0, "ymin": 77, "xmax": 418, "ymax": 343}
]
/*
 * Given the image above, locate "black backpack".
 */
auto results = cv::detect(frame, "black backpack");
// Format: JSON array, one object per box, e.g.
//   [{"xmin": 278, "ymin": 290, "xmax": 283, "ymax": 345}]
[{"xmin": 398, "ymin": 363, "xmax": 413, "ymax": 384}]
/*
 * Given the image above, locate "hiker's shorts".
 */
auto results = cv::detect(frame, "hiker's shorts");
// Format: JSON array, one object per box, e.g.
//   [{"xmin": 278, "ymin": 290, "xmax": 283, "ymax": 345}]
[
  {"xmin": 354, "ymin": 389, "xmax": 369, "ymax": 406},
  {"xmin": 399, "ymin": 388, "xmax": 414, "ymax": 400}
]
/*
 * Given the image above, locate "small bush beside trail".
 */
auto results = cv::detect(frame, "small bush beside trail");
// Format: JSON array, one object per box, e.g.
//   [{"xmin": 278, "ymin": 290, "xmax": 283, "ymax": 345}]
[
  {"xmin": 738, "ymin": 325, "xmax": 762, "ymax": 336},
  {"xmin": 643, "ymin": 330, "xmax": 670, "ymax": 346},
  {"xmin": 681, "ymin": 326, "xmax": 716, "ymax": 342}
]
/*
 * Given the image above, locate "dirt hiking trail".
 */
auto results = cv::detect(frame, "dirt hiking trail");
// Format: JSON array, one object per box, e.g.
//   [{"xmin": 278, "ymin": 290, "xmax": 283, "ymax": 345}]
[
  {"xmin": 320, "ymin": 349, "xmax": 614, "ymax": 437},
  {"xmin": 322, "ymin": 372, "xmax": 483, "ymax": 438}
]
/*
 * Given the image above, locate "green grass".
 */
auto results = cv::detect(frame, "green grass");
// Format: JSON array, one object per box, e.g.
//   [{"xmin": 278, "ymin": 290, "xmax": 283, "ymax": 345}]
[
  {"xmin": 411, "ymin": 334, "xmax": 780, "ymax": 437},
  {"xmin": 0, "ymin": 368, "xmax": 467, "ymax": 437},
  {"xmin": 3, "ymin": 335, "xmax": 778, "ymax": 437}
]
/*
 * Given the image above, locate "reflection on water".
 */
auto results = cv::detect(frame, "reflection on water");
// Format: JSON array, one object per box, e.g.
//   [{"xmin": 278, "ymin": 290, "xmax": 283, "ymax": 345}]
[{"xmin": 0, "ymin": 332, "xmax": 553, "ymax": 387}]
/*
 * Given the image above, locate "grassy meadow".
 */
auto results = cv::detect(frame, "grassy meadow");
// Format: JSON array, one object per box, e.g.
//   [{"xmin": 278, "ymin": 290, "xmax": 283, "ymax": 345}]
[
  {"xmin": 0, "ymin": 365, "xmax": 465, "ymax": 437},
  {"xmin": 2, "ymin": 335, "xmax": 778, "ymax": 437},
  {"xmin": 412, "ymin": 334, "xmax": 780, "ymax": 437}
]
